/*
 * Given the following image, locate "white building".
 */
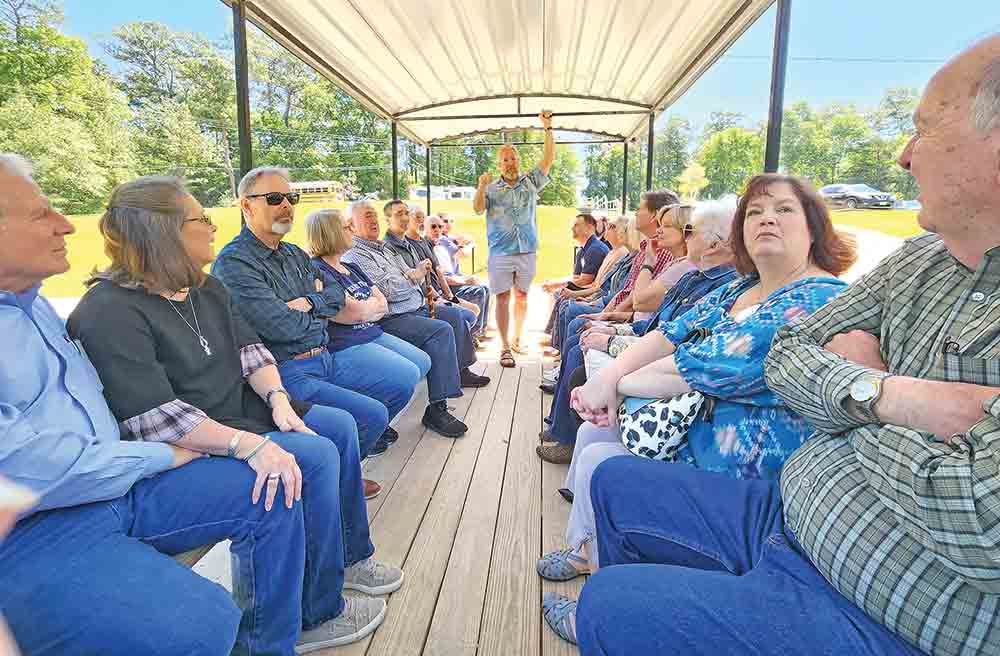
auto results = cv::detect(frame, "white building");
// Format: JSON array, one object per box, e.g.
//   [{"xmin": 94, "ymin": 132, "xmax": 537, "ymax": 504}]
[{"xmin": 409, "ymin": 185, "xmax": 477, "ymax": 202}]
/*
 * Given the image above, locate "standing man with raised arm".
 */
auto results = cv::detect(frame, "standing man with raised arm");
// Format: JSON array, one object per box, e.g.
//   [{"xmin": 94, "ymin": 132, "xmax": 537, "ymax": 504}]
[{"xmin": 473, "ymin": 111, "xmax": 555, "ymax": 367}]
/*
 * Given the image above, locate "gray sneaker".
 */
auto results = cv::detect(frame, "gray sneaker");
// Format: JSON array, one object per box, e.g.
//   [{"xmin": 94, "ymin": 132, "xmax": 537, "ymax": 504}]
[
  {"xmin": 295, "ymin": 595, "xmax": 385, "ymax": 653},
  {"xmin": 343, "ymin": 556, "xmax": 405, "ymax": 595}
]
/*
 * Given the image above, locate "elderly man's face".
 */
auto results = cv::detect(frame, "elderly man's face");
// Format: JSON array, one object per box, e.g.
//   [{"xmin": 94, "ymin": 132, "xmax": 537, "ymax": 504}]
[
  {"xmin": 241, "ymin": 173, "xmax": 295, "ymax": 241},
  {"xmin": 351, "ymin": 203, "xmax": 381, "ymax": 241},
  {"xmin": 425, "ymin": 216, "xmax": 445, "ymax": 242},
  {"xmin": 409, "ymin": 209, "xmax": 426, "ymax": 234},
  {"xmin": 899, "ymin": 47, "xmax": 1000, "ymax": 234},
  {"xmin": 0, "ymin": 173, "xmax": 75, "ymax": 292}
]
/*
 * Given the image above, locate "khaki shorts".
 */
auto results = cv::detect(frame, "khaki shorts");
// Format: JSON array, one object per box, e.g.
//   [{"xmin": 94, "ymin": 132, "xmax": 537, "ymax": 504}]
[{"xmin": 487, "ymin": 252, "xmax": 537, "ymax": 294}]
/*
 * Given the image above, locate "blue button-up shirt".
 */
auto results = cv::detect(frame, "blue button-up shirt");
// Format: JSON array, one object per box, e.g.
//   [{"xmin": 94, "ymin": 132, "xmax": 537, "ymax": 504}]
[
  {"xmin": 0, "ymin": 286, "xmax": 174, "ymax": 519},
  {"xmin": 484, "ymin": 166, "xmax": 550, "ymax": 255},
  {"xmin": 632, "ymin": 264, "xmax": 739, "ymax": 336},
  {"xmin": 211, "ymin": 225, "xmax": 345, "ymax": 362}
]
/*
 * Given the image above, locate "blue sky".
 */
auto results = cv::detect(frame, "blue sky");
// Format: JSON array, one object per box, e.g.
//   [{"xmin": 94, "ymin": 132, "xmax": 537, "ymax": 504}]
[{"xmin": 62, "ymin": 0, "xmax": 1000, "ymax": 136}]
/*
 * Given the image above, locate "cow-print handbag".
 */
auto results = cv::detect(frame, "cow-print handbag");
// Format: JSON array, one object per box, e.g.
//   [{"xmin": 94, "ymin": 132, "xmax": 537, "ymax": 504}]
[
  {"xmin": 616, "ymin": 327, "xmax": 713, "ymax": 461},
  {"xmin": 617, "ymin": 393, "xmax": 706, "ymax": 461}
]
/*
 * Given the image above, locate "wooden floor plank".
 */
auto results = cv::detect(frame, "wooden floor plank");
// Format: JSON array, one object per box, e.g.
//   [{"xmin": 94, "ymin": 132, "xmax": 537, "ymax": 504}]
[
  {"xmin": 422, "ymin": 366, "xmax": 521, "ymax": 656},
  {"xmin": 477, "ymin": 360, "xmax": 543, "ymax": 656},
  {"xmin": 364, "ymin": 364, "xmax": 500, "ymax": 656},
  {"xmin": 364, "ymin": 381, "xmax": 430, "ymax": 519}
]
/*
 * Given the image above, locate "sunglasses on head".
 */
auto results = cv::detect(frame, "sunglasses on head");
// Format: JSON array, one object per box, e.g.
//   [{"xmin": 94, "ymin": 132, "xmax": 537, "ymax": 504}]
[{"xmin": 246, "ymin": 191, "xmax": 301, "ymax": 206}]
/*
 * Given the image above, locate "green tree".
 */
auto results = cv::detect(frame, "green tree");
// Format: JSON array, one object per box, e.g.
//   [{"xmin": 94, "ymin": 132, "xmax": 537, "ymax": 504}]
[
  {"xmin": 677, "ymin": 162, "xmax": 709, "ymax": 201},
  {"xmin": 697, "ymin": 127, "xmax": 764, "ymax": 198}
]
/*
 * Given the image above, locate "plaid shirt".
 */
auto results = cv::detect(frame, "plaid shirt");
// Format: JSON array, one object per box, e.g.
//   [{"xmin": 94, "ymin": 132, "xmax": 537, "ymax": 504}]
[
  {"xmin": 765, "ymin": 233, "xmax": 1000, "ymax": 655},
  {"xmin": 608, "ymin": 241, "xmax": 674, "ymax": 308},
  {"xmin": 122, "ymin": 344, "xmax": 276, "ymax": 443},
  {"xmin": 342, "ymin": 236, "xmax": 425, "ymax": 316}
]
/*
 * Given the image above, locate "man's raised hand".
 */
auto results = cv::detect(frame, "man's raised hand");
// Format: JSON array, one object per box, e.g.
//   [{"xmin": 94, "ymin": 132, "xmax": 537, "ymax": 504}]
[{"xmin": 478, "ymin": 173, "xmax": 494, "ymax": 188}]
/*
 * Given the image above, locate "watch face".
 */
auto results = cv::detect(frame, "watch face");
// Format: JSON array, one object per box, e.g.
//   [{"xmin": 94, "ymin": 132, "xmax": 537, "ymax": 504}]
[{"xmin": 851, "ymin": 378, "xmax": 878, "ymax": 402}]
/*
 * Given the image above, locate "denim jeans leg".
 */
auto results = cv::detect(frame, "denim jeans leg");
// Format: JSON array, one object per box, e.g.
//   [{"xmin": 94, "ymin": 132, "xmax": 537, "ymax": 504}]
[
  {"xmin": 125, "ymin": 443, "xmax": 344, "ymax": 656},
  {"xmin": 432, "ymin": 303, "xmax": 477, "ymax": 369},
  {"xmin": 332, "ymin": 342, "xmax": 420, "ymax": 422},
  {"xmin": 577, "ymin": 458, "xmax": 924, "ymax": 656},
  {"xmin": 279, "ymin": 355, "xmax": 389, "ymax": 458},
  {"xmin": 0, "ymin": 503, "xmax": 240, "ymax": 656},
  {"xmin": 372, "ymin": 331, "xmax": 431, "ymax": 378},
  {"xmin": 380, "ymin": 312, "xmax": 462, "ymax": 404},
  {"xmin": 454, "ymin": 284, "xmax": 489, "ymax": 335},
  {"xmin": 549, "ymin": 345, "xmax": 586, "ymax": 444},
  {"xmin": 301, "ymin": 406, "xmax": 375, "ymax": 569},
  {"xmin": 557, "ymin": 300, "xmax": 600, "ymax": 350}
]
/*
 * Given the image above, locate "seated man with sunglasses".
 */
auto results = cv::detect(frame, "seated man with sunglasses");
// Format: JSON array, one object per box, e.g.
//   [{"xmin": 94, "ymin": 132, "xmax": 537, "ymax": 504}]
[{"xmin": 212, "ymin": 167, "xmax": 413, "ymax": 470}]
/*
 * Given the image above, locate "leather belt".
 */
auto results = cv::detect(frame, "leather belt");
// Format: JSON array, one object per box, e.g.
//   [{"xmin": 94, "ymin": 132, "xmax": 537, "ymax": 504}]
[{"xmin": 291, "ymin": 345, "xmax": 327, "ymax": 361}]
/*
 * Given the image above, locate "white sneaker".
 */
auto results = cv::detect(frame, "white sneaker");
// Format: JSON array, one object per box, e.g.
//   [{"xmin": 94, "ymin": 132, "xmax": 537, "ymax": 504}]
[
  {"xmin": 542, "ymin": 368, "xmax": 559, "ymax": 382},
  {"xmin": 295, "ymin": 595, "xmax": 385, "ymax": 652}
]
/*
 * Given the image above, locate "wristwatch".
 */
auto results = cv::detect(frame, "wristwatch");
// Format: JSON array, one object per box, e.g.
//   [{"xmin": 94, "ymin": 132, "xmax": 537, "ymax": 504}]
[
  {"xmin": 849, "ymin": 373, "xmax": 890, "ymax": 423},
  {"xmin": 265, "ymin": 387, "xmax": 289, "ymax": 408}
]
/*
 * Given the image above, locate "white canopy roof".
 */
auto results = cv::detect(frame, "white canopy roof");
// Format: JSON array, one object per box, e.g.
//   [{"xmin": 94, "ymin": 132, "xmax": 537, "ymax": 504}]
[{"xmin": 230, "ymin": 0, "xmax": 775, "ymax": 145}]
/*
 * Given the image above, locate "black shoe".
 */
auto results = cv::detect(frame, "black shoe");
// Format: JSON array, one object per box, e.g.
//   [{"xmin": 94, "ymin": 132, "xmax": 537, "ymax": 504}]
[
  {"xmin": 460, "ymin": 367, "xmax": 491, "ymax": 388},
  {"xmin": 380, "ymin": 426, "xmax": 399, "ymax": 446},
  {"xmin": 539, "ymin": 381, "xmax": 556, "ymax": 394},
  {"xmin": 558, "ymin": 488, "xmax": 574, "ymax": 504},
  {"xmin": 422, "ymin": 402, "xmax": 468, "ymax": 438},
  {"xmin": 367, "ymin": 437, "xmax": 389, "ymax": 457}
]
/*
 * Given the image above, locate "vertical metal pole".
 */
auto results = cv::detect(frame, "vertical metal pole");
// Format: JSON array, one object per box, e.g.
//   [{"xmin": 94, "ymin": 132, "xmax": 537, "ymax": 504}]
[
  {"xmin": 232, "ymin": 0, "xmax": 253, "ymax": 184},
  {"xmin": 425, "ymin": 146, "xmax": 432, "ymax": 215},
  {"xmin": 391, "ymin": 121, "xmax": 399, "ymax": 199},
  {"xmin": 621, "ymin": 141, "xmax": 629, "ymax": 213},
  {"xmin": 764, "ymin": 0, "xmax": 792, "ymax": 173},
  {"xmin": 645, "ymin": 113, "xmax": 655, "ymax": 190}
]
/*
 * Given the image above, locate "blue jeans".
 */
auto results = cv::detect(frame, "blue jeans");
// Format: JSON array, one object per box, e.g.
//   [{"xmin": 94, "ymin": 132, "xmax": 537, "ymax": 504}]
[
  {"xmin": 555, "ymin": 299, "xmax": 604, "ymax": 351},
  {"xmin": 452, "ymin": 284, "xmax": 490, "ymax": 336},
  {"xmin": 578, "ymin": 457, "xmax": 923, "ymax": 656},
  {"xmin": 380, "ymin": 307, "xmax": 467, "ymax": 404},
  {"xmin": 1, "ymin": 429, "xmax": 373, "ymax": 656},
  {"xmin": 546, "ymin": 344, "xmax": 586, "ymax": 443},
  {"xmin": 279, "ymin": 351, "xmax": 390, "ymax": 458},
  {"xmin": 333, "ymin": 333, "xmax": 426, "ymax": 418}
]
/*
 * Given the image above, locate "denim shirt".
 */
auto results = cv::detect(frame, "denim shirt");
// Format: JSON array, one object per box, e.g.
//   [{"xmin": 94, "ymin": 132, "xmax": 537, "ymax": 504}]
[
  {"xmin": 484, "ymin": 166, "xmax": 549, "ymax": 255},
  {"xmin": 211, "ymin": 225, "xmax": 346, "ymax": 362},
  {"xmin": 0, "ymin": 286, "xmax": 173, "ymax": 518},
  {"xmin": 631, "ymin": 264, "xmax": 738, "ymax": 336},
  {"xmin": 654, "ymin": 275, "xmax": 848, "ymax": 479}
]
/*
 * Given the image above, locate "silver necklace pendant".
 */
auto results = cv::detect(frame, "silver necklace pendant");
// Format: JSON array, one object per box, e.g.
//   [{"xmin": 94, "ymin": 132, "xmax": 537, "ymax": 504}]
[{"xmin": 199, "ymin": 336, "xmax": 212, "ymax": 356}]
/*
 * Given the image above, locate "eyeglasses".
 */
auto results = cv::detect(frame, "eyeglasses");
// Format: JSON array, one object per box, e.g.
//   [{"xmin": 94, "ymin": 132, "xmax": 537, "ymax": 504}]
[
  {"xmin": 428, "ymin": 223, "xmax": 443, "ymax": 229},
  {"xmin": 682, "ymin": 224, "xmax": 695, "ymax": 239},
  {"xmin": 186, "ymin": 215, "xmax": 214, "ymax": 226},
  {"xmin": 246, "ymin": 191, "xmax": 300, "ymax": 206}
]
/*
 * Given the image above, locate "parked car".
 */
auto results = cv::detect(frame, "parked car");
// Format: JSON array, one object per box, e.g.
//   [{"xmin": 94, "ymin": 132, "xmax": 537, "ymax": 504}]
[{"xmin": 819, "ymin": 183, "xmax": 895, "ymax": 209}]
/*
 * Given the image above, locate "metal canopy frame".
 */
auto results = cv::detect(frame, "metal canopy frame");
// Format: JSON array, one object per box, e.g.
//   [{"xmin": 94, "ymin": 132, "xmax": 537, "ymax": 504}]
[{"xmin": 222, "ymin": 0, "xmax": 792, "ymax": 211}]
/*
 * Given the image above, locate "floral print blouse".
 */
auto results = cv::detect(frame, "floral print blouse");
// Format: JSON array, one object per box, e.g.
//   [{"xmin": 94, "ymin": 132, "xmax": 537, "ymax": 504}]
[{"xmin": 652, "ymin": 275, "xmax": 848, "ymax": 479}]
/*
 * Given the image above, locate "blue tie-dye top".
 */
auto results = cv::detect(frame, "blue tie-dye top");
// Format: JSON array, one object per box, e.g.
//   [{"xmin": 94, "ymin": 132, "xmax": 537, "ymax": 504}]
[{"xmin": 650, "ymin": 275, "xmax": 848, "ymax": 479}]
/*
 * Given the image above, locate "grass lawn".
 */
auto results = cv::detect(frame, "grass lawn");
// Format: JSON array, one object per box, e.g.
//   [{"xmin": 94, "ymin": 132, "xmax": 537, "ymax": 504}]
[{"xmin": 44, "ymin": 201, "xmax": 922, "ymax": 299}]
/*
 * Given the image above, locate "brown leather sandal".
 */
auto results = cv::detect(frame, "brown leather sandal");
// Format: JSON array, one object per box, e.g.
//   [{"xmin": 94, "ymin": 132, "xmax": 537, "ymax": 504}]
[{"xmin": 500, "ymin": 349, "xmax": 516, "ymax": 368}]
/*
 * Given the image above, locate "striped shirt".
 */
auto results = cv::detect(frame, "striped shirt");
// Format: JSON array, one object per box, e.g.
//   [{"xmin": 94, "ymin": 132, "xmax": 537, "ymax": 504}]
[
  {"xmin": 764, "ymin": 233, "xmax": 1000, "ymax": 656},
  {"xmin": 342, "ymin": 237, "xmax": 425, "ymax": 316},
  {"xmin": 608, "ymin": 241, "xmax": 674, "ymax": 308}
]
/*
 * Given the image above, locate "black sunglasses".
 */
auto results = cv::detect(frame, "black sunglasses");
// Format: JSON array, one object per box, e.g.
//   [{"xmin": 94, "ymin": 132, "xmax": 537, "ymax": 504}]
[
  {"xmin": 246, "ymin": 191, "xmax": 300, "ymax": 206},
  {"xmin": 186, "ymin": 214, "xmax": 214, "ymax": 226}
]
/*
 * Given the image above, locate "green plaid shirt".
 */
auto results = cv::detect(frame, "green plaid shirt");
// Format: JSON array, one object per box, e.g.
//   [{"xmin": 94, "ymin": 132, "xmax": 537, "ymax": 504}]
[{"xmin": 765, "ymin": 233, "xmax": 1000, "ymax": 656}]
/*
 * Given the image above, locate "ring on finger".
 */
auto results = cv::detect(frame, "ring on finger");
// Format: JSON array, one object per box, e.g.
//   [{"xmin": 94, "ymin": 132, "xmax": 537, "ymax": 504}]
[{"xmin": 267, "ymin": 472, "xmax": 281, "ymax": 481}]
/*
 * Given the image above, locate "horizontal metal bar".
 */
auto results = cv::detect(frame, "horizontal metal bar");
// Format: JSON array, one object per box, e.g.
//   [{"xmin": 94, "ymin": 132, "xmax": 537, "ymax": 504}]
[
  {"xmin": 432, "ymin": 139, "xmax": 624, "ymax": 148},
  {"xmin": 404, "ymin": 110, "xmax": 649, "ymax": 121},
  {"xmin": 395, "ymin": 93, "xmax": 653, "ymax": 118},
  {"xmin": 432, "ymin": 127, "xmax": 627, "ymax": 144}
]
